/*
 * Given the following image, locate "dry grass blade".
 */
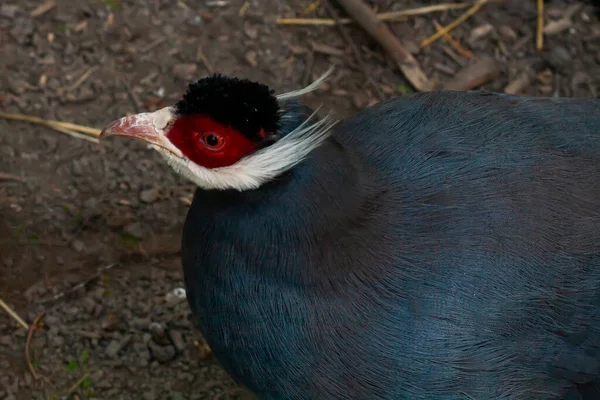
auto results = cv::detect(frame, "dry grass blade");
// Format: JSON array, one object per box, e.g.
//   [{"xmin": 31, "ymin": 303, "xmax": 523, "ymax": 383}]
[
  {"xmin": 276, "ymin": 2, "xmax": 473, "ymax": 25},
  {"xmin": 433, "ymin": 20, "xmax": 474, "ymax": 59},
  {"xmin": 421, "ymin": 0, "xmax": 490, "ymax": 48},
  {"xmin": 537, "ymin": 0, "xmax": 544, "ymax": 51},
  {"xmin": 66, "ymin": 66, "xmax": 98, "ymax": 92},
  {"xmin": 30, "ymin": 0, "xmax": 56, "ymax": 17},
  {"xmin": 0, "ymin": 111, "xmax": 101, "ymax": 143},
  {"xmin": 0, "ymin": 298, "xmax": 29, "ymax": 330}
]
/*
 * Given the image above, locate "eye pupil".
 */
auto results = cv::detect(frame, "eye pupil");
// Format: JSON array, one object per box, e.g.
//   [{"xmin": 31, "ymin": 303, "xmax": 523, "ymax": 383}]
[{"xmin": 205, "ymin": 134, "xmax": 219, "ymax": 146}]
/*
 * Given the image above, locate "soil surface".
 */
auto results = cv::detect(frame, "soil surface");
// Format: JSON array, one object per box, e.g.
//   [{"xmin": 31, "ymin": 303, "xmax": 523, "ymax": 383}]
[{"xmin": 1, "ymin": 0, "xmax": 599, "ymax": 399}]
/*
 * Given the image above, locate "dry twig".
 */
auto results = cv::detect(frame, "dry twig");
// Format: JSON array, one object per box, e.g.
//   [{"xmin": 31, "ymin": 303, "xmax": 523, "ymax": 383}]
[
  {"xmin": 421, "ymin": 0, "xmax": 489, "ymax": 48},
  {"xmin": 239, "ymin": 1, "xmax": 251, "ymax": 15},
  {"xmin": 197, "ymin": 46, "xmax": 215, "ymax": 75},
  {"xmin": 433, "ymin": 20, "xmax": 473, "ymax": 59},
  {"xmin": 0, "ymin": 298, "xmax": 29, "ymax": 330},
  {"xmin": 537, "ymin": 0, "xmax": 544, "ymax": 51},
  {"xmin": 66, "ymin": 66, "xmax": 98, "ymax": 92},
  {"xmin": 0, "ymin": 111, "xmax": 100, "ymax": 143},
  {"xmin": 30, "ymin": 0, "xmax": 56, "ymax": 17},
  {"xmin": 66, "ymin": 373, "xmax": 90, "ymax": 395},
  {"xmin": 26, "ymin": 311, "xmax": 45, "ymax": 381},
  {"xmin": 40, "ymin": 264, "xmax": 118, "ymax": 306},
  {"xmin": 0, "ymin": 172, "xmax": 25, "ymax": 182},
  {"xmin": 334, "ymin": 0, "xmax": 432, "ymax": 91},
  {"xmin": 324, "ymin": 1, "xmax": 385, "ymax": 100},
  {"xmin": 276, "ymin": 2, "xmax": 473, "ymax": 25}
]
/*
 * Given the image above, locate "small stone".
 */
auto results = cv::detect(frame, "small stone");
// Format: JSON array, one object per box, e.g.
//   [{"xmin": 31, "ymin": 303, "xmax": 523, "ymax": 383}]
[
  {"xmin": 131, "ymin": 317, "xmax": 151, "ymax": 331},
  {"xmin": 142, "ymin": 333, "xmax": 152, "ymax": 343},
  {"xmin": 245, "ymin": 50, "xmax": 258, "ymax": 67},
  {"xmin": 547, "ymin": 45, "xmax": 572, "ymax": 72},
  {"xmin": 468, "ymin": 24, "xmax": 493, "ymax": 43},
  {"xmin": 104, "ymin": 334, "xmax": 132, "ymax": 358},
  {"xmin": 169, "ymin": 330, "xmax": 186, "ymax": 353},
  {"xmin": 140, "ymin": 188, "xmax": 159, "ymax": 203},
  {"xmin": 498, "ymin": 25, "xmax": 517, "ymax": 41},
  {"xmin": 148, "ymin": 341, "xmax": 176, "ymax": 363},
  {"xmin": 0, "ymin": 5, "xmax": 19, "ymax": 18},
  {"xmin": 0, "ymin": 335, "xmax": 12, "ymax": 346},
  {"xmin": 352, "ymin": 93, "xmax": 367, "ymax": 109},
  {"xmin": 72, "ymin": 240, "xmax": 85, "ymax": 252},
  {"xmin": 172, "ymin": 63, "xmax": 197, "ymax": 81},
  {"xmin": 7, "ymin": 79, "xmax": 27, "ymax": 95},
  {"xmin": 244, "ymin": 23, "xmax": 258, "ymax": 39},
  {"xmin": 105, "ymin": 340, "xmax": 122, "ymax": 357},
  {"xmin": 123, "ymin": 222, "xmax": 144, "ymax": 239},
  {"xmin": 101, "ymin": 315, "xmax": 119, "ymax": 331},
  {"xmin": 143, "ymin": 392, "xmax": 156, "ymax": 400},
  {"xmin": 133, "ymin": 342, "xmax": 151, "ymax": 360},
  {"xmin": 150, "ymin": 322, "xmax": 170, "ymax": 345},
  {"xmin": 82, "ymin": 298, "xmax": 96, "ymax": 314}
]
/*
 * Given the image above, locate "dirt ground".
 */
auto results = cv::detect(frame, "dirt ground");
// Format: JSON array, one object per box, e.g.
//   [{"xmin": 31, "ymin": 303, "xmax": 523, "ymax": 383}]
[{"xmin": 0, "ymin": 0, "xmax": 599, "ymax": 399}]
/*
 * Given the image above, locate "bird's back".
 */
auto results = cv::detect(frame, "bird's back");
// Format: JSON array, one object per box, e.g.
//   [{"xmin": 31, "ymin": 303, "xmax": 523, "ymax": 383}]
[{"xmin": 183, "ymin": 91, "xmax": 600, "ymax": 399}]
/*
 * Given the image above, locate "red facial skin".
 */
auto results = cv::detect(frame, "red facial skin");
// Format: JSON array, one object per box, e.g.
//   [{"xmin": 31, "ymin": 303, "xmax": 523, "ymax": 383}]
[{"xmin": 166, "ymin": 115, "xmax": 263, "ymax": 169}]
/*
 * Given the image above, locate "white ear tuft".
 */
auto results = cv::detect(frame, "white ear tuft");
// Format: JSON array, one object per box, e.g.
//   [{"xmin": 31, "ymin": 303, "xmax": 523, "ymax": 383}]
[{"xmin": 276, "ymin": 66, "xmax": 335, "ymax": 101}]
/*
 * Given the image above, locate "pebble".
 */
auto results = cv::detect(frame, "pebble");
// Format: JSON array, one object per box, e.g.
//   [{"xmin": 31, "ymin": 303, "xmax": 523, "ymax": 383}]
[
  {"xmin": 124, "ymin": 222, "xmax": 145, "ymax": 239},
  {"xmin": 0, "ymin": 5, "xmax": 18, "ymax": 18},
  {"xmin": 140, "ymin": 188, "xmax": 159, "ymax": 203},
  {"xmin": 150, "ymin": 322, "xmax": 170, "ymax": 346},
  {"xmin": 172, "ymin": 64, "xmax": 197, "ymax": 81},
  {"xmin": 0, "ymin": 335, "xmax": 13, "ymax": 346},
  {"xmin": 73, "ymin": 240, "xmax": 85, "ymax": 252},
  {"xmin": 148, "ymin": 341, "xmax": 176, "ymax": 363},
  {"xmin": 169, "ymin": 330, "xmax": 186, "ymax": 353},
  {"xmin": 105, "ymin": 339, "xmax": 123, "ymax": 358},
  {"xmin": 547, "ymin": 45, "xmax": 572, "ymax": 73},
  {"xmin": 142, "ymin": 333, "xmax": 152, "ymax": 344},
  {"xmin": 131, "ymin": 317, "xmax": 152, "ymax": 331},
  {"xmin": 82, "ymin": 298, "xmax": 97, "ymax": 314},
  {"xmin": 143, "ymin": 392, "xmax": 156, "ymax": 400},
  {"xmin": 7, "ymin": 78, "xmax": 27, "ymax": 95}
]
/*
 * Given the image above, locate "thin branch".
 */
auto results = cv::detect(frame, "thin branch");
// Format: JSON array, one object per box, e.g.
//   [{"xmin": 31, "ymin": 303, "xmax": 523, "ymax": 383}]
[
  {"xmin": 420, "ymin": 0, "xmax": 489, "ymax": 48},
  {"xmin": 536, "ymin": 0, "xmax": 544, "ymax": 51},
  {"xmin": 334, "ymin": 0, "xmax": 432, "ymax": 91},
  {"xmin": 66, "ymin": 66, "xmax": 98, "ymax": 92},
  {"xmin": 324, "ymin": 1, "xmax": 385, "ymax": 100},
  {"xmin": 276, "ymin": 2, "xmax": 473, "ymax": 25},
  {"xmin": 0, "ymin": 298, "xmax": 29, "ymax": 330},
  {"xmin": 26, "ymin": 311, "xmax": 45, "ymax": 381}
]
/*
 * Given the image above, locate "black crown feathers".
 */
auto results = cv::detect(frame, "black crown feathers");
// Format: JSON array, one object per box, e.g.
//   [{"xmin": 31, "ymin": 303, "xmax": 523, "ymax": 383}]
[{"xmin": 175, "ymin": 74, "xmax": 281, "ymax": 141}]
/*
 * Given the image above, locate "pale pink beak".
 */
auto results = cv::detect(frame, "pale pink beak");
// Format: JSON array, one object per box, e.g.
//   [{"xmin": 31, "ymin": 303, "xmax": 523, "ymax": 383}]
[{"xmin": 100, "ymin": 106, "xmax": 183, "ymax": 157}]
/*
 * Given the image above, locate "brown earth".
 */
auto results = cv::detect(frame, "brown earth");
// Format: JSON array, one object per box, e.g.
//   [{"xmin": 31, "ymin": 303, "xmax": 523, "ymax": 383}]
[{"xmin": 1, "ymin": 0, "xmax": 599, "ymax": 399}]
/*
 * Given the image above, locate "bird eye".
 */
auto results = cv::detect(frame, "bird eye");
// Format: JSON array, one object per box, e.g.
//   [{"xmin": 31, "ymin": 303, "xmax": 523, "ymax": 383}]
[{"xmin": 200, "ymin": 132, "xmax": 225, "ymax": 151}]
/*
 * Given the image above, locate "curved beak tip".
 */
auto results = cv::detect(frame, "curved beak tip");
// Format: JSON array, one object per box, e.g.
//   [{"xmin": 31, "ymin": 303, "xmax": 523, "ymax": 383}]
[{"xmin": 97, "ymin": 108, "xmax": 183, "ymax": 158}]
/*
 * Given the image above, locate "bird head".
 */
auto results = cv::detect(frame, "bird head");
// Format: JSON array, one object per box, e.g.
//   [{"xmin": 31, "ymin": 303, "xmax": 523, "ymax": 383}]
[{"xmin": 100, "ymin": 69, "xmax": 336, "ymax": 191}]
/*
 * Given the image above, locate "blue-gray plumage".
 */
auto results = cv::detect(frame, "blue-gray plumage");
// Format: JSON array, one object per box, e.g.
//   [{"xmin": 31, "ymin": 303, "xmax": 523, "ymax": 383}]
[
  {"xmin": 100, "ymin": 80, "xmax": 600, "ymax": 399},
  {"xmin": 183, "ymin": 92, "xmax": 600, "ymax": 400}
]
